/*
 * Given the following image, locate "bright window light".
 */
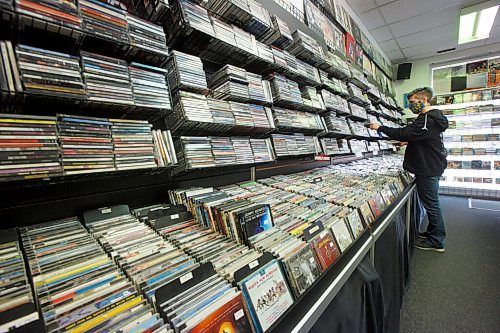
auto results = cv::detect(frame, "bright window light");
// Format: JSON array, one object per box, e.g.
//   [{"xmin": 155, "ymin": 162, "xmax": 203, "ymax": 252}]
[{"xmin": 458, "ymin": 2, "xmax": 499, "ymax": 44}]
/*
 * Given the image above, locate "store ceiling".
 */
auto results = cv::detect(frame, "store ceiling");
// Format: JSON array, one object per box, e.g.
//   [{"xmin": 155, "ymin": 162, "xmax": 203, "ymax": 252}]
[{"xmin": 347, "ymin": 0, "xmax": 500, "ymax": 64}]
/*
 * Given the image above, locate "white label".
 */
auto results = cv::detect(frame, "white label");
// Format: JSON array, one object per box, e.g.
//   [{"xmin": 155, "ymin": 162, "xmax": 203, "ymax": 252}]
[
  {"xmin": 234, "ymin": 309, "xmax": 244, "ymax": 321},
  {"xmin": 309, "ymin": 257, "xmax": 315, "ymax": 263},
  {"xmin": 100, "ymin": 208, "xmax": 112, "ymax": 214},
  {"xmin": 249, "ymin": 260, "xmax": 259, "ymax": 269},
  {"xmin": 392, "ymin": 147, "xmax": 397, "ymax": 151},
  {"xmin": 373, "ymin": 151, "xmax": 379, "ymax": 156},
  {"xmin": 329, "ymin": 242, "xmax": 334, "ymax": 248},
  {"xmin": 355, "ymin": 152, "xmax": 363, "ymax": 157},
  {"xmin": 170, "ymin": 214, "xmax": 179, "ymax": 220},
  {"xmin": 180, "ymin": 272, "xmax": 193, "ymax": 284},
  {"xmin": 309, "ymin": 225, "xmax": 320, "ymax": 234},
  {"xmin": 151, "ymin": 207, "xmax": 164, "ymax": 211}
]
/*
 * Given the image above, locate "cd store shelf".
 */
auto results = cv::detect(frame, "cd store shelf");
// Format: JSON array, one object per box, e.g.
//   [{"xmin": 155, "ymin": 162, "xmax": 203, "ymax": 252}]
[{"xmin": 0, "ymin": 8, "xmax": 170, "ymax": 67}]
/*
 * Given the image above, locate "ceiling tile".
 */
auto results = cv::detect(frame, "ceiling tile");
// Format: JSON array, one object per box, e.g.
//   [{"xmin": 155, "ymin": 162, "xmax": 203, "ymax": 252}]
[
  {"xmin": 344, "ymin": 0, "xmax": 376, "ymax": 14},
  {"xmin": 360, "ymin": 8, "xmax": 386, "ymax": 30},
  {"xmin": 396, "ymin": 22, "xmax": 458, "ymax": 49},
  {"xmin": 379, "ymin": 39, "xmax": 400, "ymax": 52},
  {"xmin": 388, "ymin": 4, "xmax": 460, "ymax": 38},
  {"xmin": 402, "ymin": 39, "xmax": 456, "ymax": 58},
  {"xmin": 374, "ymin": 0, "xmax": 397, "ymax": 5},
  {"xmin": 379, "ymin": 0, "xmax": 464, "ymax": 24},
  {"xmin": 385, "ymin": 49, "xmax": 404, "ymax": 60},
  {"xmin": 370, "ymin": 26, "xmax": 394, "ymax": 42}
]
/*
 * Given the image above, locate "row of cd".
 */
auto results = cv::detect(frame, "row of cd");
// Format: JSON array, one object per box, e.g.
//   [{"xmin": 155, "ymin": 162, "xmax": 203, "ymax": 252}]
[
  {"xmin": 7, "ymin": 0, "xmax": 169, "ymax": 57},
  {"xmin": 0, "ymin": 41, "xmax": 171, "ymax": 110},
  {"xmin": 3, "ymin": 155, "xmax": 411, "ymax": 332},
  {"xmin": 0, "ymin": 113, "xmax": 177, "ymax": 181}
]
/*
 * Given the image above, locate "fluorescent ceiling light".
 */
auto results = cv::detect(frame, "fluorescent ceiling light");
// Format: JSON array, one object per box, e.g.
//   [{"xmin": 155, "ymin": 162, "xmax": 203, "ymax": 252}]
[{"xmin": 458, "ymin": 1, "xmax": 499, "ymax": 44}]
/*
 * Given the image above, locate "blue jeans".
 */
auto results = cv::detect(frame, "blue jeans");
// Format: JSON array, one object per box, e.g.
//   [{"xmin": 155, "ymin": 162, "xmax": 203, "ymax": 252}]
[{"xmin": 415, "ymin": 175, "xmax": 446, "ymax": 248}]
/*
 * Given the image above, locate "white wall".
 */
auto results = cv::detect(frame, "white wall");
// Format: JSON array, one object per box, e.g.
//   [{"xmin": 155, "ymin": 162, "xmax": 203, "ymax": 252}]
[{"xmin": 393, "ymin": 43, "xmax": 500, "ymax": 107}]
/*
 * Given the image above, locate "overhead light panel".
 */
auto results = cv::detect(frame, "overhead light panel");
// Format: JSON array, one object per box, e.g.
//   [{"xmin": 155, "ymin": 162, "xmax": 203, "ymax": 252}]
[{"xmin": 458, "ymin": 1, "xmax": 499, "ymax": 44}]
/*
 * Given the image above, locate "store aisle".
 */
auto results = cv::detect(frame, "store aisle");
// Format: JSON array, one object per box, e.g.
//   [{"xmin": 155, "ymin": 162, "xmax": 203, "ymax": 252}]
[{"xmin": 400, "ymin": 196, "xmax": 500, "ymax": 333}]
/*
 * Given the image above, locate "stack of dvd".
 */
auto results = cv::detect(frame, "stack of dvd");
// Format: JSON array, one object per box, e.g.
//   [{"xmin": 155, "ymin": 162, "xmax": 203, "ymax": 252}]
[
  {"xmin": 129, "ymin": 63, "xmax": 171, "ymax": 109},
  {"xmin": 153, "ymin": 129, "xmax": 177, "ymax": 167},
  {"xmin": 110, "ymin": 119, "xmax": 157, "ymax": 170},
  {"xmin": 233, "ymin": 25, "xmax": 257, "ymax": 55},
  {"xmin": 178, "ymin": 0, "xmax": 215, "ymax": 37},
  {"xmin": 15, "ymin": 44, "xmax": 86, "ymax": 98},
  {"xmin": 271, "ymin": 134, "xmax": 318, "ymax": 157},
  {"xmin": 0, "ymin": 41, "xmax": 22, "ymax": 95},
  {"xmin": 174, "ymin": 91, "xmax": 213, "ymax": 124},
  {"xmin": 211, "ymin": 17, "xmax": 237, "ymax": 46},
  {"xmin": 84, "ymin": 208, "xmax": 193, "ymax": 303},
  {"xmin": 321, "ymin": 91, "xmax": 350, "ymax": 114},
  {"xmin": 264, "ymin": 15, "xmax": 293, "ymax": 49},
  {"xmin": 232, "ymin": 137, "xmax": 255, "ymax": 164},
  {"xmin": 207, "ymin": 99, "xmax": 236, "ymax": 125},
  {"xmin": 288, "ymin": 30, "xmax": 325, "ymax": 67},
  {"xmin": 80, "ymin": 0, "xmax": 129, "ymax": 44},
  {"xmin": 212, "ymin": 137, "xmax": 237, "ymax": 166},
  {"xmin": 230, "ymin": 101, "xmax": 253, "ymax": 127},
  {"xmin": 326, "ymin": 52, "xmax": 351, "ymax": 79},
  {"xmin": 176, "ymin": 136, "xmax": 215, "ymax": 169},
  {"xmin": 322, "ymin": 113, "xmax": 351, "ymax": 135},
  {"xmin": 296, "ymin": 58, "xmax": 321, "ymax": 84},
  {"xmin": 349, "ymin": 67, "xmax": 370, "ymax": 90},
  {"xmin": 167, "ymin": 51, "xmax": 208, "ymax": 93},
  {"xmin": 250, "ymin": 138, "xmax": 275, "ymax": 162},
  {"xmin": 127, "ymin": 14, "xmax": 168, "ymax": 56},
  {"xmin": 255, "ymin": 40, "xmax": 275, "ymax": 63},
  {"xmin": 269, "ymin": 73, "xmax": 302, "ymax": 106},
  {"xmin": 273, "ymin": 108, "xmax": 323, "ymax": 131},
  {"xmin": 81, "ymin": 51, "xmax": 134, "ymax": 105},
  {"xmin": 0, "ymin": 229, "xmax": 40, "ymax": 332},
  {"xmin": 20, "ymin": 217, "xmax": 158, "ymax": 332},
  {"xmin": 271, "ymin": 46, "xmax": 288, "ymax": 70},
  {"xmin": 0, "ymin": 114, "xmax": 61, "ymax": 181},
  {"xmin": 348, "ymin": 102, "xmax": 368, "ymax": 120},
  {"xmin": 246, "ymin": 0, "xmax": 272, "ymax": 39},
  {"xmin": 284, "ymin": 51, "xmax": 298, "ymax": 75},
  {"xmin": 301, "ymin": 86, "xmax": 325, "ymax": 111},
  {"xmin": 15, "ymin": 0, "xmax": 81, "ymax": 29},
  {"xmin": 57, "ymin": 114, "xmax": 115, "ymax": 175},
  {"xmin": 348, "ymin": 119, "xmax": 370, "ymax": 138},
  {"xmin": 246, "ymin": 72, "xmax": 267, "ymax": 103},
  {"xmin": 208, "ymin": 0, "xmax": 252, "ymax": 26},
  {"xmin": 210, "ymin": 65, "xmax": 249, "ymax": 102},
  {"xmin": 248, "ymin": 104, "xmax": 272, "ymax": 128},
  {"xmin": 347, "ymin": 83, "xmax": 367, "ymax": 105},
  {"xmin": 321, "ymin": 138, "xmax": 342, "ymax": 155}
]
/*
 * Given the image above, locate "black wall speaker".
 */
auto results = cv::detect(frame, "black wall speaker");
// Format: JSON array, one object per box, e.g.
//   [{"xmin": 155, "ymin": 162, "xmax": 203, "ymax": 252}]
[{"xmin": 397, "ymin": 63, "xmax": 412, "ymax": 80}]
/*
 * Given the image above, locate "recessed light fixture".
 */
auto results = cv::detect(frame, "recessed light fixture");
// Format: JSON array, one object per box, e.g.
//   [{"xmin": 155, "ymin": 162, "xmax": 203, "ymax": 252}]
[{"xmin": 458, "ymin": 1, "xmax": 499, "ymax": 44}]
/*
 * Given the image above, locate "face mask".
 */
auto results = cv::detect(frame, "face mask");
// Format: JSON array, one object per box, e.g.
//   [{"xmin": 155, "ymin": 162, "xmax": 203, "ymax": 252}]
[{"xmin": 409, "ymin": 101, "xmax": 425, "ymax": 114}]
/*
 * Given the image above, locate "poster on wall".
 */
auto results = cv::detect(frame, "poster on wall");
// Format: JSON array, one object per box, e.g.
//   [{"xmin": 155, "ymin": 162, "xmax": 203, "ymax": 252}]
[
  {"xmin": 350, "ymin": 17, "xmax": 362, "ymax": 44},
  {"xmin": 345, "ymin": 32, "xmax": 356, "ymax": 63},
  {"xmin": 305, "ymin": 0, "xmax": 335, "ymax": 48},
  {"xmin": 487, "ymin": 58, "xmax": 500, "ymax": 87},
  {"xmin": 450, "ymin": 65, "xmax": 466, "ymax": 92},
  {"xmin": 333, "ymin": 26, "xmax": 346, "ymax": 56},
  {"xmin": 317, "ymin": 0, "xmax": 336, "ymax": 18},
  {"xmin": 466, "ymin": 60, "xmax": 488, "ymax": 89},
  {"xmin": 361, "ymin": 32, "xmax": 373, "ymax": 58},
  {"xmin": 355, "ymin": 44, "xmax": 363, "ymax": 67},
  {"xmin": 432, "ymin": 67, "xmax": 452, "ymax": 95}
]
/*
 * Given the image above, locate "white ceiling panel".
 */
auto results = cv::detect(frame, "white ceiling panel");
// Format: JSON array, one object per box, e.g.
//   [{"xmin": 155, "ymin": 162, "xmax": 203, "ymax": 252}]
[
  {"xmin": 396, "ymin": 23, "xmax": 458, "ymax": 49},
  {"xmin": 345, "ymin": 0, "xmax": 377, "ymax": 14},
  {"xmin": 370, "ymin": 26, "xmax": 394, "ymax": 42},
  {"xmin": 388, "ymin": 5, "xmax": 460, "ymax": 38},
  {"xmin": 360, "ymin": 9, "xmax": 387, "ymax": 30},
  {"xmin": 379, "ymin": 39, "xmax": 400, "ymax": 52},
  {"xmin": 346, "ymin": 0, "xmax": 500, "ymax": 63}
]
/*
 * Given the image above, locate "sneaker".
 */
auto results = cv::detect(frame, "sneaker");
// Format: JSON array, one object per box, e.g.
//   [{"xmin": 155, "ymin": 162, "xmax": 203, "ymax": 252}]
[
  {"xmin": 414, "ymin": 239, "xmax": 445, "ymax": 253},
  {"xmin": 417, "ymin": 232, "xmax": 429, "ymax": 240}
]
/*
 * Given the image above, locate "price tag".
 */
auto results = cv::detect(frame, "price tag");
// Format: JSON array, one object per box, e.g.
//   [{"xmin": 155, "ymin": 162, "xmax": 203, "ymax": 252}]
[
  {"xmin": 309, "ymin": 257, "xmax": 316, "ymax": 263},
  {"xmin": 170, "ymin": 214, "xmax": 179, "ymax": 220},
  {"xmin": 355, "ymin": 152, "xmax": 363, "ymax": 157},
  {"xmin": 308, "ymin": 225, "xmax": 320, "ymax": 234},
  {"xmin": 329, "ymin": 242, "xmax": 334, "ymax": 248},
  {"xmin": 180, "ymin": 272, "xmax": 193, "ymax": 284},
  {"xmin": 100, "ymin": 208, "xmax": 112, "ymax": 214},
  {"xmin": 249, "ymin": 260, "xmax": 259, "ymax": 269},
  {"xmin": 234, "ymin": 309, "xmax": 244, "ymax": 320}
]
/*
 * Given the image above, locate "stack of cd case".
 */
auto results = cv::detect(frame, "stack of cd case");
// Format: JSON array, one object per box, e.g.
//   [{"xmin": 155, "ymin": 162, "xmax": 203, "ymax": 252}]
[
  {"xmin": 80, "ymin": 0, "xmax": 129, "ymax": 44},
  {"xmin": 126, "ymin": 14, "xmax": 169, "ymax": 57},
  {"xmin": 15, "ymin": 44, "xmax": 86, "ymax": 98},
  {"xmin": 348, "ymin": 119, "xmax": 370, "ymax": 138},
  {"xmin": 81, "ymin": 51, "xmax": 134, "ymax": 105},
  {"xmin": 110, "ymin": 119, "xmax": 157, "ymax": 170},
  {"xmin": 129, "ymin": 63, "xmax": 171, "ymax": 110},
  {"xmin": 347, "ymin": 82, "xmax": 368, "ymax": 106},
  {"xmin": 322, "ymin": 113, "xmax": 352, "ymax": 136},
  {"xmin": 0, "ymin": 40, "xmax": 23, "ymax": 98},
  {"xmin": 211, "ymin": 136, "xmax": 237, "ymax": 166},
  {"xmin": 271, "ymin": 133, "xmax": 319, "ymax": 157},
  {"xmin": 166, "ymin": 0, "xmax": 215, "ymax": 46},
  {"xmin": 57, "ymin": 114, "xmax": 116, "ymax": 175},
  {"xmin": 152, "ymin": 129, "xmax": 177, "ymax": 167},
  {"xmin": 0, "ymin": 114, "xmax": 62, "ymax": 181},
  {"xmin": 83, "ymin": 206, "xmax": 194, "ymax": 304},
  {"xmin": 209, "ymin": 65, "xmax": 250, "ymax": 102},
  {"xmin": 321, "ymin": 91, "xmax": 350, "ymax": 115},
  {"xmin": 175, "ymin": 136, "xmax": 215, "ymax": 170},
  {"xmin": 273, "ymin": 107, "xmax": 323, "ymax": 134},
  {"xmin": 20, "ymin": 217, "xmax": 160, "ymax": 332},
  {"xmin": 0, "ymin": 229, "xmax": 41, "ymax": 332},
  {"xmin": 300, "ymin": 86, "xmax": 325, "ymax": 112},
  {"xmin": 207, "ymin": 0, "xmax": 252, "ymax": 28},
  {"xmin": 15, "ymin": 0, "xmax": 81, "ymax": 29},
  {"xmin": 245, "ymin": 0, "xmax": 273, "ymax": 39},
  {"xmin": 348, "ymin": 102, "xmax": 369, "ymax": 121},
  {"xmin": 269, "ymin": 73, "xmax": 303, "ymax": 108},
  {"xmin": 288, "ymin": 29, "xmax": 326, "ymax": 67},
  {"xmin": 167, "ymin": 51, "xmax": 208, "ymax": 93},
  {"xmin": 263, "ymin": 15, "xmax": 293, "ymax": 49}
]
